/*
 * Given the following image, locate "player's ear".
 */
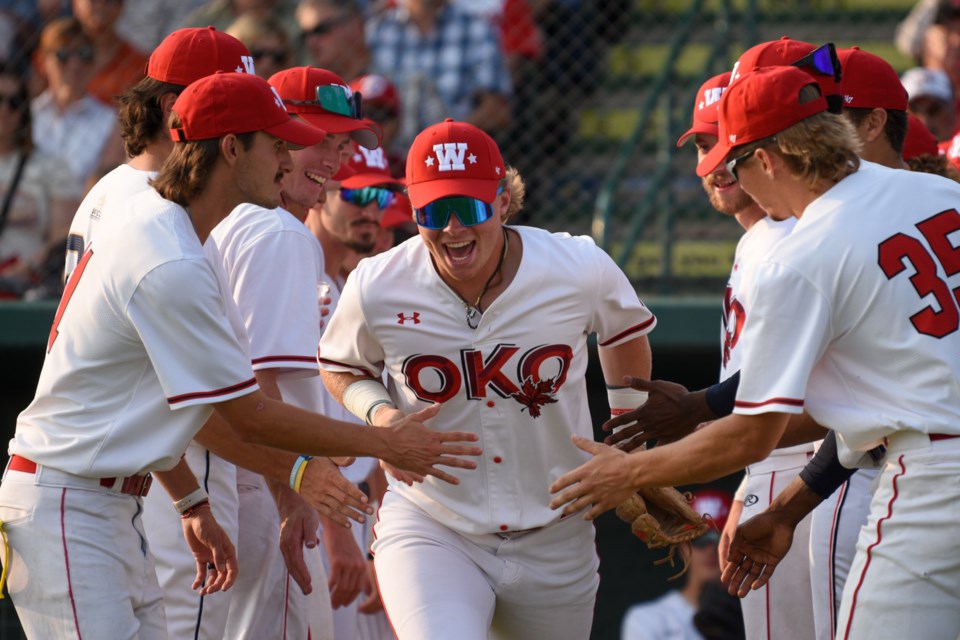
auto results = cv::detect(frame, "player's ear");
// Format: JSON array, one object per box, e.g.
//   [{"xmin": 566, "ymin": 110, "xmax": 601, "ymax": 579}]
[
  {"xmin": 754, "ymin": 147, "xmax": 777, "ymax": 178},
  {"xmin": 220, "ymin": 133, "xmax": 240, "ymax": 164},
  {"xmin": 159, "ymin": 92, "xmax": 178, "ymax": 120}
]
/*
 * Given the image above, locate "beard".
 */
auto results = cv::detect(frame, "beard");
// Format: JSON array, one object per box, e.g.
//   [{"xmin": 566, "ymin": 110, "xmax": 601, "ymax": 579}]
[{"xmin": 702, "ymin": 175, "xmax": 754, "ymax": 216}]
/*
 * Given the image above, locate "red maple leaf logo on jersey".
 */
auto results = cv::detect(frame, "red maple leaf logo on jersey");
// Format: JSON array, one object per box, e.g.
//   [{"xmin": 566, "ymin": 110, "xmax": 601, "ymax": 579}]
[{"xmin": 511, "ymin": 376, "xmax": 558, "ymax": 418}]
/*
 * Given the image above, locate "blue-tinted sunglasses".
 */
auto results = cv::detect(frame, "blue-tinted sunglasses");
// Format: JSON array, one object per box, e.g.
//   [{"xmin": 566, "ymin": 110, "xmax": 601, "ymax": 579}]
[
  {"xmin": 340, "ymin": 186, "xmax": 396, "ymax": 210},
  {"xmin": 414, "ymin": 187, "xmax": 504, "ymax": 230},
  {"xmin": 285, "ymin": 84, "xmax": 363, "ymax": 119},
  {"xmin": 791, "ymin": 43, "xmax": 842, "ymax": 113}
]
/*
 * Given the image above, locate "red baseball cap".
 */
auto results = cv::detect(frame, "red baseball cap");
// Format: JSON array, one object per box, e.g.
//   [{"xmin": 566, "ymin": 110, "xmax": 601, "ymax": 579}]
[
  {"xmin": 349, "ymin": 74, "xmax": 400, "ymax": 117},
  {"xmin": 170, "ymin": 72, "xmax": 326, "ymax": 147},
  {"xmin": 837, "ymin": 46, "xmax": 908, "ymax": 111},
  {"xmin": 730, "ymin": 37, "xmax": 840, "ymax": 104},
  {"xmin": 677, "ymin": 72, "xmax": 732, "ymax": 147},
  {"xmin": 405, "ymin": 119, "xmax": 505, "ymax": 209},
  {"xmin": 381, "ymin": 194, "xmax": 413, "ymax": 229},
  {"xmin": 691, "ymin": 489, "xmax": 733, "ymax": 532},
  {"xmin": 269, "ymin": 67, "xmax": 381, "ymax": 150},
  {"xmin": 340, "ymin": 143, "xmax": 404, "ymax": 189},
  {"xmin": 903, "ymin": 114, "xmax": 940, "ymax": 160},
  {"xmin": 147, "ymin": 27, "xmax": 253, "ymax": 86},
  {"xmin": 696, "ymin": 65, "xmax": 829, "ymax": 177}
]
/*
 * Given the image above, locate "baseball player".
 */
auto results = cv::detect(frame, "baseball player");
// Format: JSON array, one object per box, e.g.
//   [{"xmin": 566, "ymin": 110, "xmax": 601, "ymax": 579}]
[
  {"xmin": 0, "ymin": 72, "xmax": 480, "ymax": 639},
  {"xmin": 550, "ymin": 64, "xmax": 960, "ymax": 639},
  {"xmin": 212, "ymin": 65, "xmax": 383, "ymax": 640},
  {"xmin": 305, "ymin": 138, "xmax": 407, "ymax": 640},
  {"xmin": 63, "ymin": 26, "xmax": 255, "ymax": 283},
  {"xmin": 318, "ymin": 119, "xmax": 655, "ymax": 639}
]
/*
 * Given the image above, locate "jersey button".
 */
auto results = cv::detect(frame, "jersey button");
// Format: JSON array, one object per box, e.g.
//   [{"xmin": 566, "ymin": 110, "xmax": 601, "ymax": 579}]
[
  {"xmin": 493, "ymin": 456, "xmax": 502, "ymax": 464},
  {"xmin": 486, "ymin": 400, "xmax": 495, "ymax": 408},
  {"xmin": 500, "ymin": 524, "xmax": 509, "ymax": 531}
]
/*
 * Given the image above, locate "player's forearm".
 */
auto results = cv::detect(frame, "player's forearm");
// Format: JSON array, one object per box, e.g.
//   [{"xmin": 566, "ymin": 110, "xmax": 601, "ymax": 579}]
[
  {"xmin": 216, "ymin": 391, "xmax": 391, "ymax": 460},
  {"xmin": 321, "ymin": 369, "xmax": 369, "ymax": 405},
  {"xmin": 776, "ymin": 411, "xmax": 828, "ymax": 448},
  {"xmin": 629, "ymin": 412, "xmax": 786, "ymax": 487},
  {"xmin": 153, "ymin": 456, "xmax": 204, "ymax": 502},
  {"xmin": 195, "ymin": 410, "xmax": 300, "ymax": 485},
  {"xmin": 764, "ymin": 476, "xmax": 824, "ymax": 528},
  {"xmin": 598, "ymin": 335, "xmax": 653, "ymax": 385}
]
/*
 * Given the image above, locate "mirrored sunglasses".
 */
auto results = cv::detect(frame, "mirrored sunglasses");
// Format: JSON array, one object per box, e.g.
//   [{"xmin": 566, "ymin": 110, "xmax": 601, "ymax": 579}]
[
  {"xmin": 285, "ymin": 84, "xmax": 363, "ymax": 119},
  {"xmin": 791, "ymin": 43, "xmax": 842, "ymax": 113},
  {"xmin": 725, "ymin": 136, "xmax": 777, "ymax": 180},
  {"xmin": 414, "ymin": 187, "xmax": 504, "ymax": 230},
  {"xmin": 340, "ymin": 186, "xmax": 396, "ymax": 210}
]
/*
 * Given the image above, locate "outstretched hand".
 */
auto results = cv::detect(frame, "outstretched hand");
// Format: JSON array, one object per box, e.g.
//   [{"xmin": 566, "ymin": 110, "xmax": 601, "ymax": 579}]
[
  {"xmin": 378, "ymin": 403, "xmax": 482, "ymax": 485},
  {"xmin": 548, "ymin": 435, "xmax": 639, "ymax": 520},
  {"xmin": 603, "ymin": 377, "xmax": 710, "ymax": 451},
  {"xmin": 300, "ymin": 456, "xmax": 372, "ymax": 528},
  {"xmin": 721, "ymin": 509, "xmax": 796, "ymax": 597}
]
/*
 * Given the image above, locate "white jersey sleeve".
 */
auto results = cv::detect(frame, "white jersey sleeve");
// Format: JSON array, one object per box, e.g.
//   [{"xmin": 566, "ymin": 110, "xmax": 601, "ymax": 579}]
[
  {"xmin": 129, "ymin": 257, "xmax": 258, "ymax": 408},
  {"xmin": 588, "ymin": 244, "xmax": 657, "ymax": 348},
  {"xmin": 212, "ymin": 205, "xmax": 323, "ymax": 375},
  {"xmin": 318, "ymin": 267, "xmax": 385, "ymax": 379}
]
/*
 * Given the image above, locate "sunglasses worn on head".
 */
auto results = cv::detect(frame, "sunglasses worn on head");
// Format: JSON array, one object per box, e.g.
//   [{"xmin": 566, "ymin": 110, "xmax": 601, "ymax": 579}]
[
  {"xmin": 54, "ymin": 46, "xmax": 95, "ymax": 64},
  {"xmin": 414, "ymin": 187, "xmax": 504, "ymax": 230},
  {"xmin": 791, "ymin": 43, "xmax": 843, "ymax": 113},
  {"xmin": 301, "ymin": 14, "xmax": 352, "ymax": 40},
  {"xmin": 340, "ymin": 186, "xmax": 396, "ymax": 210},
  {"xmin": 285, "ymin": 84, "xmax": 363, "ymax": 119},
  {"xmin": 251, "ymin": 48, "xmax": 288, "ymax": 64},
  {"xmin": 725, "ymin": 136, "xmax": 777, "ymax": 180}
]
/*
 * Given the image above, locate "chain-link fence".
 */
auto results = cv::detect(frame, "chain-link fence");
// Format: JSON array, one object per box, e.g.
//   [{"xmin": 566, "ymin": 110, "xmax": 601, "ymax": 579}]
[{"xmin": 0, "ymin": 0, "xmax": 919, "ymax": 637}]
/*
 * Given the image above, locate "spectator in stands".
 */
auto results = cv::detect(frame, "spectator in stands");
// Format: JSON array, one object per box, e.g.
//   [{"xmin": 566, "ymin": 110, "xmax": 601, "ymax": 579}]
[
  {"xmin": 901, "ymin": 66, "xmax": 957, "ymax": 140},
  {"xmin": 179, "ymin": 0, "xmax": 300, "ymax": 48},
  {"xmin": 113, "ymin": 0, "xmax": 206, "ymax": 55},
  {"xmin": 296, "ymin": 0, "xmax": 368, "ymax": 80},
  {"xmin": 226, "ymin": 14, "xmax": 294, "ymax": 80},
  {"xmin": 620, "ymin": 490, "xmax": 735, "ymax": 640},
  {"xmin": 366, "ymin": 0, "xmax": 512, "ymax": 152},
  {"xmin": 350, "ymin": 73, "xmax": 402, "ymax": 167},
  {"xmin": 0, "ymin": 62, "xmax": 81, "ymax": 298},
  {"xmin": 30, "ymin": 17, "xmax": 124, "ymax": 191},
  {"xmin": 72, "ymin": 0, "xmax": 148, "ymax": 105}
]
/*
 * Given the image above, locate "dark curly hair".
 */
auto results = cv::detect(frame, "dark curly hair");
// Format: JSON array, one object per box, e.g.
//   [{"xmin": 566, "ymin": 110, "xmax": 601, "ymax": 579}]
[{"xmin": 115, "ymin": 76, "xmax": 185, "ymax": 157}]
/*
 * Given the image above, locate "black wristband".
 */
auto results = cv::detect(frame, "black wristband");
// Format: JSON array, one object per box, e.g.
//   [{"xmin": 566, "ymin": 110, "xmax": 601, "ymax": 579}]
[
  {"xmin": 704, "ymin": 370, "xmax": 739, "ymax": 417},
  {"xmin": 798, "ymin": 431, "xmax": 856, "ymax": 500}
]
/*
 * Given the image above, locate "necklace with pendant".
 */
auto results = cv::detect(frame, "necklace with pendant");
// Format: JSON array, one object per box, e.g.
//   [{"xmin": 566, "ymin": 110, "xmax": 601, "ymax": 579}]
[{"xmin": 460, "ymin": 228, "xmax": 509, "ymax": 330}]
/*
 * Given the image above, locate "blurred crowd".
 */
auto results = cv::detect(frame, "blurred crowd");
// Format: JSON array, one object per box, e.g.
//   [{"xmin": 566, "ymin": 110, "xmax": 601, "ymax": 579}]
[{"xmin": 0, "ymin": 0, "xmax": 630, "ymax": 300}]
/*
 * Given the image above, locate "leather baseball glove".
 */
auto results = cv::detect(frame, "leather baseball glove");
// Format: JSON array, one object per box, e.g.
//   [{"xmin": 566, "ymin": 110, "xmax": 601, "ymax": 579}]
[{"xmin": 615, "ymin": 487, "xmax": 712, "ymax": 579}]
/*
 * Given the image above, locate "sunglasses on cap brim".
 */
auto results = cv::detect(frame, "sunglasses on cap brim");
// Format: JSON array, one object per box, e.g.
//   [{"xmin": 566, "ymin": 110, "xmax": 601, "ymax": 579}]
[
  {"xmin": 791, "ymin": 43, "xmax": 843, "ymax": 113},
  {"xmin": 285, "ymin": 84, "xmax": 363, "ymax": 119},
  {"xmin": 414, "ymin": 187, "xmax": 505, "ymax": 230},
  {"xmin": 339, "ymin": 186, "xmax": 396, "ymax": 210}
]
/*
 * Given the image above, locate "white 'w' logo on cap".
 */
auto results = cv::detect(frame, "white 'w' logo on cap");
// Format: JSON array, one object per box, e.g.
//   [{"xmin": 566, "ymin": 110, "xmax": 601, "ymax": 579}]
[{"xmin": 433, "ymin": 143, "xmax": 467, "ymax": 171}]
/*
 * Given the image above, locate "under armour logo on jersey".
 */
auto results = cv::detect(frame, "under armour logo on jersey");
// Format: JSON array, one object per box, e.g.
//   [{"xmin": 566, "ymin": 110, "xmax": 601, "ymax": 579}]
[
  {"xmin": 397, "ymin": 312, "xmax": 421, "ymax": 325},
  {"xmin": 432, "ymin": 143, "xmax": 468, "ymax": 171},
  {"xmin": 237, "ymin": 55, "xmax": 255, "ymax": 75}
]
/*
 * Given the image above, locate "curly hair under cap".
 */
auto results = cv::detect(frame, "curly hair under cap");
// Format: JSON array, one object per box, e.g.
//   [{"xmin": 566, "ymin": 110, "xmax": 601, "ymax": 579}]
[
  {"xmin": 498, "ymin": 166, "xmax": 525, "ymax": 220},
  {"xmin": 773, "ymin": 110, "xmax": 862, "ymax": 189}
]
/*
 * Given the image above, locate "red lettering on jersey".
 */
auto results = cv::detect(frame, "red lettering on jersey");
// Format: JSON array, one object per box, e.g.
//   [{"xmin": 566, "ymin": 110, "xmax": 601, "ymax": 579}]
[
  {"xmin": 462, "ymin": 345, "xmax": 520, "ymax": 399},
  {"xmin": 722, "ymin": 290, "xmax": 746, "ymax": 368},
  {"xmin": 397, "ymin": 312, "xmax": 421, "ymax": 325},
  {"xmin": 513, "ymin": 344, "xmax": 573, "ymax": 417},
  {"xmin": 48, "ymin": 248, "xmax": 94, "ymax": 352},
  {"xmin": 402, "ymin": 354, "xmax": 461, "ymax": 403}
]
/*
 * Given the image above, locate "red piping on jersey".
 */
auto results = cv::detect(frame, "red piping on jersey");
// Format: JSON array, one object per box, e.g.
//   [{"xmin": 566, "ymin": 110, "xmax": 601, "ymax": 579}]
[
  {"xmin": 318, "ymin": 357, "xmax": 377, "ymax": 379},
  {"xmin": 167, "ymin": 377, "xmax": 257, "ymax": 405},
  {"xmin": 597, "ymin": 316, "xmax": 657, "ymax": 347},
  {"xmin": 252, "ymin": 355, "xmax": 318, "ymax": 366},
  {"xmin": 61, "ymin": 489, "xmax": 83, "ymax": 639},
  {"xmin": 282, "ymin": 571, "xmax": 290, "ymax": 639},
  {"xmin": 842, "ymin": 454, "xmax": 905, "ymax": 639},
  {"xmin": 735, "ymin": 397, "xmax": 804, "ymax": 409}
]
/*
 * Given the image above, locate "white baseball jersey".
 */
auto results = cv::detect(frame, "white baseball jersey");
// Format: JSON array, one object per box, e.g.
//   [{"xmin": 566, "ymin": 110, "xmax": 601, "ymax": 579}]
[
  {"xmin": 733, "ymin": 161, "xmax": 960, "ymax": 450},
  {"xmin": 319, "ymin": 225, "xmax": 656, "ymax": 535},
  {"xmin": 621, "ymin": 590, "xmax": 701, "ymax": 640},
  {"xmin": 64, "ymin": 163, "xmax": 154, "ymax": 282},
  {"xmin": 721, "ymin": 216, "xmax": 795, "ymax": 381},
  {"xmin": 11, "ymin": 188, "xmax": 258, "ymax": 477}
]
